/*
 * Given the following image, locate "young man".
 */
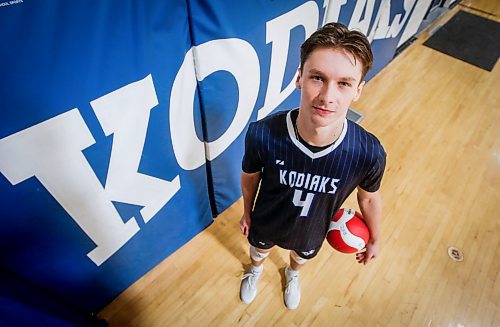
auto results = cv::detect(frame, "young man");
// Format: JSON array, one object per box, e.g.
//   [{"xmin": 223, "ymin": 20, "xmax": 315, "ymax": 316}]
[{"xmin": 239, "ymin": 22, "xmax": 386, "ymax": 309}]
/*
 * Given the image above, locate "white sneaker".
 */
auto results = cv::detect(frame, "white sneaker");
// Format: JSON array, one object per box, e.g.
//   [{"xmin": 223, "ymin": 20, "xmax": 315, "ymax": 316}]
[
  {"xmin": 284, "ymin": 266, "xmax": 301, "ymax": 310},
  {"xmin": 240, "ymin": 265, "xmax": 263, "ymax": 304}
]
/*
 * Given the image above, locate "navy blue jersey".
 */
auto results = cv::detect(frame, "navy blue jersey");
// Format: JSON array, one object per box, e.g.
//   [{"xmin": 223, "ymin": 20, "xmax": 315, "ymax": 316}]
[{"xmin": 242, "ymin": 109, "xmax": 386, "ymax": 251}]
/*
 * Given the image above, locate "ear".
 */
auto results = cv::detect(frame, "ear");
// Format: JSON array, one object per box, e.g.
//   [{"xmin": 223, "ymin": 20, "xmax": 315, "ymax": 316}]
[
  {"xmin": 295, "ymin": 68, "xmax": 302, "ymax": 89},
  {"xmin": 353, "ymin": 80, "xmax": 365, "ymax": 102}
]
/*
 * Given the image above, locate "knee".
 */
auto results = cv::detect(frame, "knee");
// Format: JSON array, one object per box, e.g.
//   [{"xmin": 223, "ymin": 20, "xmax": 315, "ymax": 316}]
[
  {"xmin": 250, "ymin": 245, "xmax": 270, "ymax": 262},
  {"xmin": 290, "ymin": 250, "xmax": 308, "ymax": 265}
]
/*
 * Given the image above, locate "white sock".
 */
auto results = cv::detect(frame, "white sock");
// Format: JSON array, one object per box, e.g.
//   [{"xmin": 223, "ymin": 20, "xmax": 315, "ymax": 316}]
[
  {"xmin": 251, "ymin": 264, "xmax": 264, "ymax": 274},
  {"xmin": 286, "ymin": 266, "xmax": 299, "ymax": 277}
]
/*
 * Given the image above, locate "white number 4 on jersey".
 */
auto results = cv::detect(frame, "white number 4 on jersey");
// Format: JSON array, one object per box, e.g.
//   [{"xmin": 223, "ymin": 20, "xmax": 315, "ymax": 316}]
[{"xmin": 293, "ymin": 190, "xmax": 315, "ymax": 216}]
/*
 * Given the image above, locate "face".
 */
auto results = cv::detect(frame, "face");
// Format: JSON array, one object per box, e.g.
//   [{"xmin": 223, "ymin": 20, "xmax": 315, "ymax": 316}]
[{"xmin": 296, "ymin": 47, "xmax": 365, "ymax": 128}]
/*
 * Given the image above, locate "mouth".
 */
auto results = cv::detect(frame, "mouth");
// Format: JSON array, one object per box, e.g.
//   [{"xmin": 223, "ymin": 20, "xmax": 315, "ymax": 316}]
[{"xmin": 313, "ymin": 106, "xmax": 334, "ymax": 115}]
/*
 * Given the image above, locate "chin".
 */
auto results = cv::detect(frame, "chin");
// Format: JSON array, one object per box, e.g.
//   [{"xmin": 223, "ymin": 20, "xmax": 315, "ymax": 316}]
[{"xmin": 311, "ymin": 114, "xmax": 335, "ymax": 127}]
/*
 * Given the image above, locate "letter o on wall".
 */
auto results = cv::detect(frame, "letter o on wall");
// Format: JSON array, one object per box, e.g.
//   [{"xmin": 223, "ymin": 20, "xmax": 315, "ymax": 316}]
[{"xmin": 170, "ymin": 38, "xmax": 260, "ymax": 171}]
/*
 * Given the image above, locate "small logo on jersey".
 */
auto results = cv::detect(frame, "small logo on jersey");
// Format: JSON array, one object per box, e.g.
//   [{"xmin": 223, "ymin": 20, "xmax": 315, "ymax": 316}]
[
  {"xmin": 301, "ymin": 249, "xmax": 315, "ymax": 256},
  {"xmin": 258, "ymin": 241, "xmax": 266, "ymax": 246},
  {"xmin": 275, "ymin": 160, "xmax": 284, "ymax": 166}
]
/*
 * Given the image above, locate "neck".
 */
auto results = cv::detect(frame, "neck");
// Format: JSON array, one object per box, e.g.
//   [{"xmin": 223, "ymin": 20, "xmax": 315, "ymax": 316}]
[{"xmin": 296, "ymin": 113, "xmax": 344, "ymax": 147}]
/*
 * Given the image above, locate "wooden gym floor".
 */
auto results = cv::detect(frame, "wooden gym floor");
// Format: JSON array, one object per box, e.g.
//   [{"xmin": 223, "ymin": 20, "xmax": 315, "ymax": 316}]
[{"xmin": 100, "ymin": 1, "xmax": 499, "ymax": 326}]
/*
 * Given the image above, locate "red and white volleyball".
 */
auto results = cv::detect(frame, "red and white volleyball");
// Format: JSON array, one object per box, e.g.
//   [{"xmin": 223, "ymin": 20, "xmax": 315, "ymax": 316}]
[{"xmin": 327, "ymin": 208, "xmax": 370, "ymax": 254}]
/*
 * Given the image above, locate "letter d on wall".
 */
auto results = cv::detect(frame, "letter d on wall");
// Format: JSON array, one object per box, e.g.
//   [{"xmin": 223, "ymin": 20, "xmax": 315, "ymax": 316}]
[{"xmin": 170, "ymin": 38, "xmax": 260, "ymax": 170}]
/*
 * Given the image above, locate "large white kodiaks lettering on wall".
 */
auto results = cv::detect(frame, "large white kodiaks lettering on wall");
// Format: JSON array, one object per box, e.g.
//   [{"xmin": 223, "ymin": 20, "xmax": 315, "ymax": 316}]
[
  {"xmin": 0, "ymin": 2, "xmax": 323, "ymax": 265},
  {"xmin": 397, "ymin": 0, "xmax": 433, "ymax": 46},
  {"xmin": 171, "ymin": 1, "xmax": 321, "ymax": 170},
  {"xmin": 348, "ymin": 0, "xmax": 377, "ymax": 36},
  {"xmin": 365, "ymin": 0, "xmax": 424, "ymax": 42},
  {"xmin": 0, "ymin": 75, "xmax": 180, "ymax": 266},
  {"xmin": 258, "ymin": 0, "xmax": 319, "ymax": 120},
  {"xmin": 0, "ymin": 109, "xmax": 140, "ymax": 266},
  {"xmin": 91, "ymin": 75, "xmax": 180, "ymax": 223},
  {"xmin": 322, "ymin": 0, "xmax": 347, "ymax": 25},
  {"xmin": 170, "ymin": 39, "xmax": 260, "ymax": 170},
  {"xmin": 0, "ymin": 1, "xmax": 436, "ymax": 267},
  {"xmin": 323, "ymin": 0, "xmax": 432, "ymax": 44}
]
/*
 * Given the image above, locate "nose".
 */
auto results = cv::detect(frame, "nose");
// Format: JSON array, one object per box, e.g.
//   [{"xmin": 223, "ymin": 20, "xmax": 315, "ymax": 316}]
[{"xmin": 318, "ymin": 82, "xmax": 336, "ymax": 104}]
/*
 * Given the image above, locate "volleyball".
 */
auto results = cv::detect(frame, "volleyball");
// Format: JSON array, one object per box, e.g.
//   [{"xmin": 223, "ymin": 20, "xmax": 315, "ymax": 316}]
[{"xmin": 327, "ymin": 208, "xmax": 370, "ymax": 254}]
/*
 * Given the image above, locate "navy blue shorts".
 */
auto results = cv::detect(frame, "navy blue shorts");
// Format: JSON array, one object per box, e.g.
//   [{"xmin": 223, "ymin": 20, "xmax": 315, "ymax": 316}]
[{"xmin": 248, "ymin": 231, "xmax": 322, "ymax": 260}]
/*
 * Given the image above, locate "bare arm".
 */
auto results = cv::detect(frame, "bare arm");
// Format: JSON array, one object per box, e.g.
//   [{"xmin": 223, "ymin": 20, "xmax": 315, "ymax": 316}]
[
  {"xmin": 240, "ymin": 171, "xmax": 261, "ymax": 236},
  {"xmin": 356, "ymin": 187, "xmax": 382, "ymax": 265}
]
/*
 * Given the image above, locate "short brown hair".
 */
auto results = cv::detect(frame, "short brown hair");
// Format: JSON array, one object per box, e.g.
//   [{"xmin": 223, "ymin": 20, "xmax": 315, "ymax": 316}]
[{"xmin": 300, "ymin": 22, "xmax": 373, "ymax": 81}]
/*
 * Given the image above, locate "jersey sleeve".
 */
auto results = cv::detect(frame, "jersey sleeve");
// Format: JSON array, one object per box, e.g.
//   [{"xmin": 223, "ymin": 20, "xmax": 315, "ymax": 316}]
[
  {"xmin": 359, "ymin": 144, "xmax": 386, "ymax": 192},
  {"xmin": 242, "ymin": 122, "xmax": 263, "ymax": 173}
]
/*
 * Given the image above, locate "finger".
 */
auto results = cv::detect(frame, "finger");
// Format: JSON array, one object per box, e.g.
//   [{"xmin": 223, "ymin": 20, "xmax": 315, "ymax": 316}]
[{"xmin": 364, "ymin": 254, "xmax": 375, "ymax": 265}]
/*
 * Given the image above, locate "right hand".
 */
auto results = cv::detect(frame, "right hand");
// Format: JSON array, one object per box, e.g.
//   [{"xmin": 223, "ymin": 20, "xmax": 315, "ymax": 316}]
[{"xmin": 240, "ymin": 213, "xmax": 251, "ymax": 237}]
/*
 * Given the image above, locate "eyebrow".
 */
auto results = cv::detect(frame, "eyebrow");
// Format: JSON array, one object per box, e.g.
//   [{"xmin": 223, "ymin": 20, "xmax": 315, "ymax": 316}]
[{"xmin": 308, "ymin": 69, "xmax": 357, "ymax": 82}]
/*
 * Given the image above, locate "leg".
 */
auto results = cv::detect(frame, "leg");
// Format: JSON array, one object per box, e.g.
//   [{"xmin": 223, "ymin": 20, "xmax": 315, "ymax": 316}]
[
  {"xmin": 251, "ymin": 245, "xmax": 272, "ymax": 267},
  {"xmin": 284, "ymin": 250, "xmax": 307, "ymax": 310},
  {"xmin": 289, "ymin": 250, "xmax": 307, "ymax": 271},
  {"xmin": 240, "ymin": 245, "xmax": 272, "ymax": 304}
]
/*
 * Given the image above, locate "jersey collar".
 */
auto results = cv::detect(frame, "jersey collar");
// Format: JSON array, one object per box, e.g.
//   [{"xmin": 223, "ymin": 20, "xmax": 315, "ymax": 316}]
[{"xmin": 286, "ymin": 109, "xmax": 348, "ymax": 159}]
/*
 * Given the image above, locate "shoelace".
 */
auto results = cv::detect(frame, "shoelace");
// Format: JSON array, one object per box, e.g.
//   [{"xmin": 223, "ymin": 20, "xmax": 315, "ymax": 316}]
[
  {"xmin": 241, "ymin": 272, "xmax": 260, "ymax": 287},
  {"xmin": 285, "ymin": 274, "xmax": 299, "ymax": 294}
]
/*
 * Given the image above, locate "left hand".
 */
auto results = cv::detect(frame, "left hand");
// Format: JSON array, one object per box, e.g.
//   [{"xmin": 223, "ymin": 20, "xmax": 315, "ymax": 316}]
[{"xmin": 356, "ymin": 239, "xmax": 379, "ymax": 265}]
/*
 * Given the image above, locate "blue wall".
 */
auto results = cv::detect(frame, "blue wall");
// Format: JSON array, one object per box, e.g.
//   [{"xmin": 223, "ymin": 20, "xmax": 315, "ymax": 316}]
[{"xmin": 0, "ymin": 0, "xmax": 432, "ymax": 316}]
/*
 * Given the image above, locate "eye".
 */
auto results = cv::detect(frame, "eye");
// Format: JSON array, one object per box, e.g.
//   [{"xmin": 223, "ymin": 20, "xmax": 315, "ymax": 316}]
[
  {"xmin": 311, "ymin": 75, "xmax": 323, "ymax": 81},
  {"xmin": 339, "ymin": 81, "xmax": 352, "ymax": 87}
]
